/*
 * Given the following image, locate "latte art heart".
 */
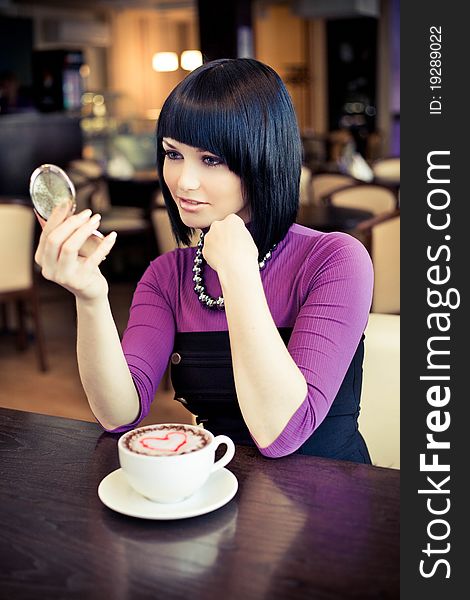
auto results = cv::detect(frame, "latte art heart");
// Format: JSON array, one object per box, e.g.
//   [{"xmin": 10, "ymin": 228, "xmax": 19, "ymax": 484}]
[
  {"xmin": 139, "ymin": 432, "xmax": 188, "ymax": 454},
  {"xmin": 124, "ymin": 425, "xmax": 209, "ymax": 456}
]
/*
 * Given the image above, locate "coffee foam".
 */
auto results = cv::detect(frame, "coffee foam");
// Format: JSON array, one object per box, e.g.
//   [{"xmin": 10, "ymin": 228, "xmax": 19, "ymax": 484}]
[{"xmin": 124, "ymin": 425, "xmax": 209, "ymax": 457}]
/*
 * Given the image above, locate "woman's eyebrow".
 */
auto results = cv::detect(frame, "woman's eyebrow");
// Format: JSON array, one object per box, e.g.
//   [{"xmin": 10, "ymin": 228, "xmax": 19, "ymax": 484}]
[{"xmin": 162, "ymin": 139, "xmax": 216, "ymax": 154}]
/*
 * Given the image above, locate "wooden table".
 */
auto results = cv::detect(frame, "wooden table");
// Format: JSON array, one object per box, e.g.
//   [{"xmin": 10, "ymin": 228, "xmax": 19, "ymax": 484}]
[{"xmin": 0, "ymin": 408, "xmax": 399, "ymax": 599}]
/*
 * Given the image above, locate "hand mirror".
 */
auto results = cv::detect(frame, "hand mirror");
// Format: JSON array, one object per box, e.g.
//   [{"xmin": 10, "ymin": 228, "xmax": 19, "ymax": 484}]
[
  {"xmin": 29, "ymin": 163, "xmax": 77, "ymax": 220},
  {"xmin": 29, "ymin": 164, "xmax": 104, "ymax": 251}
]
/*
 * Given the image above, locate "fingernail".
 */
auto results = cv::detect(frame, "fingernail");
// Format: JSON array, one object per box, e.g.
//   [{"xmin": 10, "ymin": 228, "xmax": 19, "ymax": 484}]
[{"xmin": 91, "ymin": 213, "xmax": 101, "ymax": 222}]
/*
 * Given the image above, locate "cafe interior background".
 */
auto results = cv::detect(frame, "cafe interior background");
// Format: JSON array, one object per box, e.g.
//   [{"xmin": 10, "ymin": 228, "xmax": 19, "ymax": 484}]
[{"xmin": 0, "ymin": 0, "xmax": 400, "ymax": 469}]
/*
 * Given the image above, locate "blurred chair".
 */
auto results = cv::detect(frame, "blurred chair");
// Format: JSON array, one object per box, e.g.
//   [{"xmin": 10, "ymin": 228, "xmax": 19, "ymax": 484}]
[
  {"xmin": 355, "ymin": 209, "xmax": 400, "ymax": 314},
  {"xmin": 299, "ymin": 166, "xmax": 312, "ymax": 205},
  {"xmin": 66, "ymin": 159, "xmax": 105, "ymax": 213},
  {"xmin": 310, "ymin": 172, "xmax": 357, "ymax": 206},
  {"xmin": 154, "ymin": 189, "xmax": 166, "ymax": 207},
  {"xmin": 359, "ymin": 313, "xmax": 400, "ymax": 469},
  {"xmin": 327, "ymin": 129, "xmax": 354, "ymax": 163},
  {"xmin": 151, "ymin": 191, "xmax": 199, "ymax": 254},
  {"xmin": 365, "ymin": 131, "xmax": 385, "ymax": 163},
  {"xmin": 325, "ymin": 183, "xmax": 397, "ymax": 216},
  {"xmin": 372, "ymin": 156, "xmax": 400, "ymax": 186},
  {"xmin": 67, "ymin": 160, "xmax": 155, "ymax": 271},
  {"xmin": 301, "ymin": 132, "xmax": 328, "ymax": 173},
  {"xmin": 67, "ymin": 159, "xmax": 148, "ymax": 228},
  {"xmin": 151, "ymin": 205, "xmax": 178, "ymax": 255},
  {"xmin": 0, "ymin": 198, "xmax": 47, "ymax": 371}
]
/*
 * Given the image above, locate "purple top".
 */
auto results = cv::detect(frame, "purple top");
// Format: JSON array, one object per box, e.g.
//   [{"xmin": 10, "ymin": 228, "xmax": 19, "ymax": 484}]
[{"xmin": 112, "ymin": 223, "xmax": 373, "ymax": 458}]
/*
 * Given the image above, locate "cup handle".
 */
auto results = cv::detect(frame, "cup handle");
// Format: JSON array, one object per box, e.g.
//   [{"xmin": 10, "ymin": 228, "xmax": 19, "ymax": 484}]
[{"xmin": 211, "ymin": 435, "xmax": 235, "ymax": 473}]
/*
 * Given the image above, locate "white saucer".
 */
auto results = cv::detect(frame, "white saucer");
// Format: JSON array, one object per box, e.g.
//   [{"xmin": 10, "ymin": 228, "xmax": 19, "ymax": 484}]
[{"xmin": 98, "ymin": 468, "xmax": 238, "ymax": 520}]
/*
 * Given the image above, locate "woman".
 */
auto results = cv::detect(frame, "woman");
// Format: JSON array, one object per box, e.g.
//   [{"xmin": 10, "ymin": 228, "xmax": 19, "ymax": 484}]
[{"xmin": 35, "ymin": 58, "xmax": 373, "ymax": 462}]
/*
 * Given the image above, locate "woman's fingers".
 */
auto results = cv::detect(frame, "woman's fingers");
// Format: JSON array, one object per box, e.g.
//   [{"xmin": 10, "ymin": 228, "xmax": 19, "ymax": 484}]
[
  {"xmin": 52, "ymin": 216, "xmax": 107, "ymax": 285},
  {"xmin": 42, "ymin": 201, "xmax": 74, "ymax": 233},
  {"xmin": 85, "ymin": 231, "xmax": 118, "ymax": 269},
  {"xmin": 56, "ymin": 213, "xmax": 102, "ymax": 264},
  {"xmin": 36, "ymin": 203, "xmax": 84, "ymax": 258},
  {"xmin": 35, "ymin": 202, "xmax": 73, "ymax": 265},
  {"xmin": 37, "ymin": 208, "xmax": 93, "ymax": 267},
  {"xmin": 46, "ymin": 209, "xmax": 94, "ymax": 245},
  {"xmin": 32, "ymin": 201, "xmax": 116, "ymax": 297},
  {"xmin": 77, "ymin": 230, "xmax": 105, "ymax": 258}
]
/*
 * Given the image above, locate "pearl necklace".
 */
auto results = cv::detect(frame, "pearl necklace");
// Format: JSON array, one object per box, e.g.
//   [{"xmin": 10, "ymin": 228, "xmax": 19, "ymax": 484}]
[{"xmin": 193, "ymin": 232, "xmax": 277, "ymax": 310}]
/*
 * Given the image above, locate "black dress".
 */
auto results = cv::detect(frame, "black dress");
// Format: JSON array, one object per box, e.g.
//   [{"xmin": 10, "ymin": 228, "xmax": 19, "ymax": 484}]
[{"xmin": 170, "ymin": 329, "xmax": 371, "ymax": 464}]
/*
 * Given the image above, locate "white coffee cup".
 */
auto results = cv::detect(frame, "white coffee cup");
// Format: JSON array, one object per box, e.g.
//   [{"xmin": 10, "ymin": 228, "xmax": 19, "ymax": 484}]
[{"xmin": 118, "ymin": 423, "xmax": 235, "ymax": 503}]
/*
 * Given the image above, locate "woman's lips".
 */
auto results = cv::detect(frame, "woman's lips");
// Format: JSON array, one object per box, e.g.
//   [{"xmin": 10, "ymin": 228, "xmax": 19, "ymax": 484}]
[{"xmin": 178, "ymin": 197, "xmax": 208, "ymax": 212}]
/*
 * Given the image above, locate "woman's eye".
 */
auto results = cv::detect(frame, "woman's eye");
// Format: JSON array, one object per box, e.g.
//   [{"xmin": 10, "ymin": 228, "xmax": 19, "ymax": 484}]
[
  {"xmin": 163, "ymin": 150, "xmax": 181, "ymax": 160},
  {"xmin": 203, "ymin": 155, "xmax": 223, "ymax": 167}
]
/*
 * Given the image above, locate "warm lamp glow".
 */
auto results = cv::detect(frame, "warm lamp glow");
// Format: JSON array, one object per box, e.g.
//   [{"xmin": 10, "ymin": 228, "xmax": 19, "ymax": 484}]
[
  {"xmin": 146, "ymin": 108, "xmax": 161, "ymax": 120},
  {"xmin": 79, "ymin": 64, "xmax": 90, "ymax": 78},
  {"xmin": 181, "ymin": 50, "xmax": 203, "ymax": 71},
  {"xmin": 152, "ymin": 52, "xmax": 178, "ymax": 72}
]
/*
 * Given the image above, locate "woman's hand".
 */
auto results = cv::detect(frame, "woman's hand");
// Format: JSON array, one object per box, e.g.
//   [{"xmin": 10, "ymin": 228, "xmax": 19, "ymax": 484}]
[
  {"xmin": 202, "ymin": 213, "xmax": 258, "ymax": 276},
  {"xmin": 34, "ymin": 202, "xmax": 117, "ymax": 301}
]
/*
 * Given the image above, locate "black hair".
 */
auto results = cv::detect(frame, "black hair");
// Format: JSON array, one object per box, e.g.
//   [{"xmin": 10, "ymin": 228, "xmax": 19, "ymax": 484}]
[{"xmin": 156, "ymin": 58, "xmax": 302, "ymax": 257}]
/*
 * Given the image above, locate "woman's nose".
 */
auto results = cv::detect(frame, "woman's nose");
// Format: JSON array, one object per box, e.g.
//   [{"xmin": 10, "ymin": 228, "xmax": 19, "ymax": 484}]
[{"xmin": 178, "ymin": 163, "xmax": 200, "ymax": 191}]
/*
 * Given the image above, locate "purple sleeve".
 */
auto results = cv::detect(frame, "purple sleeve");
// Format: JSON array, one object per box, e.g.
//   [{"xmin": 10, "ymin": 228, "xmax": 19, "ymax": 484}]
[
  {"xmin": 106, "ymin": 254, "xmax": 176, "ymax": 433},
  {"xmin": 256, "ymin": 234, "xmax": 373, "ymax": 458}
]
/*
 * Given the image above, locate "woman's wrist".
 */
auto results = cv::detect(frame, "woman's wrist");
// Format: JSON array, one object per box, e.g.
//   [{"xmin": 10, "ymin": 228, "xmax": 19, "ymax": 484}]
[
  {"xmin": 219, "ymin": 264, "xmax": 269, "ymax": 320},
  {"xmin": 75, "ymin": 288, "xmax": 110, "ymax": 312},
  {"xmin": 218, "ymin": 256, "xmax": 260, "ymax": 292}
]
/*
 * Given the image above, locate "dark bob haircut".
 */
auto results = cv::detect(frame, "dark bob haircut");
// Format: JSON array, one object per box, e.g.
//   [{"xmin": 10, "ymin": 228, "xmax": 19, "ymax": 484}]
[{"xmin": 156, "ymin": 58, "xmax": 302, "ymax": 257}]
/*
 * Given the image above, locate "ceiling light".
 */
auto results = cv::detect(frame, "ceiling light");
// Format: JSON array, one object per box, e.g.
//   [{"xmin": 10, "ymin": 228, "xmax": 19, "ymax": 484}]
[
  {"xmin": 181, "ymin": 50, "xmax": 203, "ymax": 71},
  {"xmin": 152, "ymin": 52, "xmax": 178, "ymax": 72}
]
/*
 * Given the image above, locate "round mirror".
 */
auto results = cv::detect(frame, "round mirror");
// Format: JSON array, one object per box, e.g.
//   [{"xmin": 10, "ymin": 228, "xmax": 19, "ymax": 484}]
[
  {"xmin": 29, "ymin": 163, "xmax": 104, "ymax": 256},
  {"xmin": 29, "ymin": 164, "xmax": 76, "ymax": 220}
]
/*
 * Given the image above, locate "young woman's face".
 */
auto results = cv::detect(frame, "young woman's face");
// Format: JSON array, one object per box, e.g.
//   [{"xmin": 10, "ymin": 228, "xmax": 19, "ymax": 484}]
[{"xmin": 162, "ymin": 137, "xmax": 249, "ymax": 229}]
